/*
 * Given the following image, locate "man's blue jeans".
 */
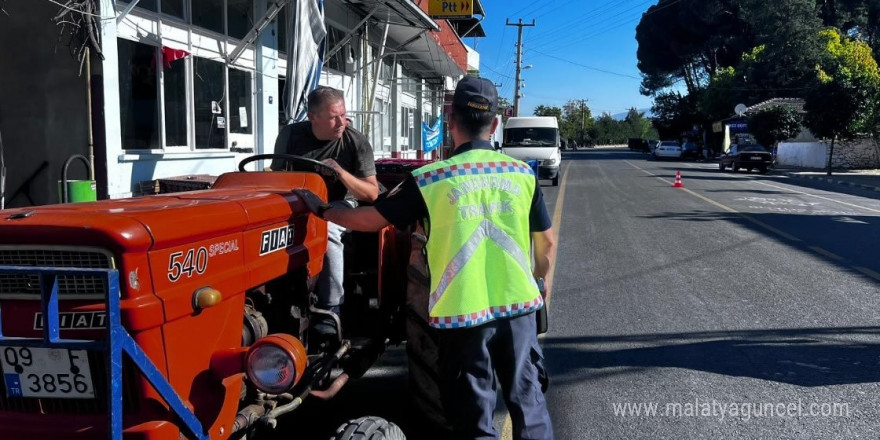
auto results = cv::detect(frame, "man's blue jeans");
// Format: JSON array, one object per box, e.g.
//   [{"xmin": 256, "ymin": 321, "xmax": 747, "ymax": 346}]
[{"xmin": 317, "ymin": 220, "xmax": 346, "ymax": 310}]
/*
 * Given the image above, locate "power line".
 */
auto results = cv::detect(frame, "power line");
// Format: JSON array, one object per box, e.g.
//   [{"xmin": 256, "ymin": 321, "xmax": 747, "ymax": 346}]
[
  {"xmin": 526, "ymin": 0, "xmax": 652, "ymax": 45},
  {"xmin": 529, "ymin": 0, "xmax": 664, "ymax": 52},
  {"xmin": 529, "ymin": 49, "xmax": 642, "ymax": 80},
  {"xmin": 529, "ymin": 0, "xmax": 681, "ymax": 53},
  {"xmin": 481, "ymin": 62, "xmax": 515, "ymax": 80}
]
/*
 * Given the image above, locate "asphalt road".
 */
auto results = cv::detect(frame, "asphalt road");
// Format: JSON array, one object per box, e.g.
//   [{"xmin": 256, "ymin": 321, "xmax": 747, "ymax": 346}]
[
  {"xmin": 547, "ymin": 148, "xmax": 880, "ymax": 439},
  {"xmin": 276, "ymin": 147, "xmax": 880, "ymax": 439}
]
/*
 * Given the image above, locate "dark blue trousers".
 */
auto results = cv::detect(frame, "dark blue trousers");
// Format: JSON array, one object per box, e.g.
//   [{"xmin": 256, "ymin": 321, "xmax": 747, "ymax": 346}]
[{"xmin": 439, "ymin": 312, "xmax": 554, "ymax": 440}]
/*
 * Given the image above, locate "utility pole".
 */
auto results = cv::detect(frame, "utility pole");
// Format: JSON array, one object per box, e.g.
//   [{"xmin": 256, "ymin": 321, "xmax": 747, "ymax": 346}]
[
  {"xmin": 574, "ymin": 99, "xmax": 587, "ymax": 145},
  {"xmin": 507, "ymin": 18, "xmax": 535, "ymax": 117}
]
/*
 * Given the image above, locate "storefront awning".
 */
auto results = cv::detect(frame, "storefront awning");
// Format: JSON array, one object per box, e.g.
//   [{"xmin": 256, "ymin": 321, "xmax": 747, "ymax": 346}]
[
  {"xmin": 339, "ymin": 0, "xmax": 439, "ymax": 31},
  {"xmin": 333, "ymin": 0, "xmax": 464, "ymax": 79},
  {"xmin": 385, "ymin": 24, "xmax": 465, "ymax": 78}
]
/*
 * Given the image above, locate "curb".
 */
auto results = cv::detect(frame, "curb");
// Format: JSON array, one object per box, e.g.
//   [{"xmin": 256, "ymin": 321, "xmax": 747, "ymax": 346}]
[{"xmin": 783, "ymin": 172, "xmax": 880, "ymax": 193}]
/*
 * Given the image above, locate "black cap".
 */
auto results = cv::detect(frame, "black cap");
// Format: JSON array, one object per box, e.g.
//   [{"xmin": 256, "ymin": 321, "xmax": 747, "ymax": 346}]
[{"xmin": 453, "ymin": 76, "xmax": 498, "ymax": 112}]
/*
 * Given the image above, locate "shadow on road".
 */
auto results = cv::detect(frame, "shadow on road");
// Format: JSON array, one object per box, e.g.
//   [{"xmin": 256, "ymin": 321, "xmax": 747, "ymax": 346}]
[
  {"xmin": 542, "ymin": 327, "xmax": 880, "ymax": 387},
  {"xmin": 635, "ymin": 210, "xmax": 880, "ymax": 282}
]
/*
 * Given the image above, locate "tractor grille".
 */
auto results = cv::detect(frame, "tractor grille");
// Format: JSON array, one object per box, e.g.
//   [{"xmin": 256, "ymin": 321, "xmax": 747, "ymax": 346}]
[
  {"xmin": 0, "ymin": 247, "xmax": 114, "ymax": 299},
  {"xmin": 0, "ymin": 248, "xmax": 141, "ymax": 416},
  {"xmin": 0, "ymin": 351, "xmax": 139, "ymax": 414}
]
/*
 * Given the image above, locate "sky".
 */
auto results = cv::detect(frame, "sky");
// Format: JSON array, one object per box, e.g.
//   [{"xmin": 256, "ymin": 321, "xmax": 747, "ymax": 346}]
[{"xmin": 466, "ymin": 0, "xmax": 658, "ymax": 118}]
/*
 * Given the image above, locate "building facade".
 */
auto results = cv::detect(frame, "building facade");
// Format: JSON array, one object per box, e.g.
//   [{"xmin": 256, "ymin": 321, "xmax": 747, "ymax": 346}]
[{"xmin": 0, "ymin": 0, "xmax": 479, "ymax": 205}]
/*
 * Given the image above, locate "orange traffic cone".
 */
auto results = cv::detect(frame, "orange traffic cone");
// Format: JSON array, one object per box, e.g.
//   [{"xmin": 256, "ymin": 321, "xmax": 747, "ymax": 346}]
[{"xmin": 672, "ymin": 170, "xmax": 684, "ymax": 188}]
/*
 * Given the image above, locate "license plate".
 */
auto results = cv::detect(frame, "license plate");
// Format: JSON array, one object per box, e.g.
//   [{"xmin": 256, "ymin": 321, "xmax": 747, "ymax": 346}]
[
  {"xmin": 750, "ymin": 156, "xmax": 764, "ymax": 160},
  {"xmin": 1, "ymin": 347, "xmax": 95, "ymax": 398}
]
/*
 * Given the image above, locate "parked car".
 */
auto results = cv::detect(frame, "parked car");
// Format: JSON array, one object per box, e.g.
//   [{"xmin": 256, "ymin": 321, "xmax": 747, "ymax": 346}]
[
  {"xmin": 719, "ymin": 144, "xmax": 773, "ymax": 173},
  {"xmin": 646, "ymin": 139, "xmax": 659, "ymax": 154},
  {"xmin": 653, "ymin": 140, "xmax": 682, "ymax": 159},
  {"xmin": 681, "ymin": 142, "xmax": 700, "ymax": 160}
]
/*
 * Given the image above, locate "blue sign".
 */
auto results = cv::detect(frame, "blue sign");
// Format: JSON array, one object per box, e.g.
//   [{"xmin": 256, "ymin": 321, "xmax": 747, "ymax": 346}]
[
  {"xmin": 727, "ymin": 119, "xmax": 749, "ymax": 134},
  {"xmin": 4, "ymin": 374, "xmax": 23, "ymax": 397},
  {"xmin": 422, "ymin": 115, "xmax": 443, "ymax": 153}
]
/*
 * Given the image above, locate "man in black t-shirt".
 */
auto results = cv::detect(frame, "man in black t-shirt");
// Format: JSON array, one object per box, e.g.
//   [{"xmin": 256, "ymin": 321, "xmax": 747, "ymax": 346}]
[{"xmin": 273, "ymin": 86, "xmax": 379, "ymax": 338}]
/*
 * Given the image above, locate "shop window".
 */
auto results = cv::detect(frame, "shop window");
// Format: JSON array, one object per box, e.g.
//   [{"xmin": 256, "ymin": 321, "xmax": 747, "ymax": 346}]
[
  {"xmin": 163, "ymin": 54, "xmax": 188, "ymax": 146},
  {"xmin": 277, "ymin": 7, "xmax": 288, "ymax": 56},
  {"xmin": 382, "ymin": 57, "xmax": 395, "ymax": 81},
  {"xmin": 401, "ymin": 68, "xmax": 419, "ymax": 95},
  {"xmin": 118, "ymin": 39, "xmax": 160, "ymax": 150},
  {"xmin": 193, "ymin": 57, "xmax": 227, "ymax": 149},
  {"xmin": 401, "ymin": 107, "xmax": 414, "ymax": 150},
  {"xmin": 382, "ymin": 101, "xmax": 393, "ymax": 152},
  {"xmin": 228, "ymin": 0, "xmax": 254, "ymax": 40},
  {"xmin": 192, "ymin": 0, "xmax": 224, "ymax": 34},
  {"xmin": 229, "ymin": 68, "xmax": 253, "ymax": 135},
  {"xmin": 127, "ymin": 0, "xmax": 157, "ymax": 12},
  {"xmin": 161, "ymin": 0, "xmax": 184, "ymax": 19},
  {"xmin": 370, "ymin": 100, "xmax": 390, "ymax": 153},
  {"xmin": 278, "ymin": 77, "xmax": 288, "ymax": 125}
]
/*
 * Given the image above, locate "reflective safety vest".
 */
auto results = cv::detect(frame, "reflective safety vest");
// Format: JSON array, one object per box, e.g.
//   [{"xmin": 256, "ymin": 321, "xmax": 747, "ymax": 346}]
[{"xmin": 413, "ymin": 148, "xmax": 543, "ymax": 329}]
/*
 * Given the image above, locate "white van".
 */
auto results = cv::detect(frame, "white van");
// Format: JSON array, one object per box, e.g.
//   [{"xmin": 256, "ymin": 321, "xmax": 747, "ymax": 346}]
[{"xmin": 501, "ymin": 116, "xmax": 561, "ymax": 186}]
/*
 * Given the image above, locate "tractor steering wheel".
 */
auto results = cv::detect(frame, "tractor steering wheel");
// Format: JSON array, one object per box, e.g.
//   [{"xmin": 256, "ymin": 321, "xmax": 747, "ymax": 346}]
[{"xmin": 238, "ymin": 154, "xmax": 339, "ymax": 182}]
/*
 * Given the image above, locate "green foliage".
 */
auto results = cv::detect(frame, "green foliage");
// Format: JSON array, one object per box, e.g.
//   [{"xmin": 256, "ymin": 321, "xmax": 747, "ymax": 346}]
[
  {"xmin": 817, "ymin": 28, "xmax": 880, "ymax": 83},
  {"xmin": 578, "ymin": 110, "xmax": 659, "ymax": 145},
  {"xmin": 746, "ymin": 106, "xmax": 803, "ymax": 147},
  {"xmin": 699, "ymin": 67, "xmax": 743, "ymax": 122},
  {"xmin": 804, "ymin": 74, "xmax": 874, "ymax": 141},
  {"xmin": 561, "ymin": 99, "xmax": 593, "ymax": 144},
  {"xmin": 805, "ymin": 28, "xmax": 880, "ymax": 141},
  {"xmin": 533, "ymin": 105, "xmax": 563, "ymax": 119},
  {"xmin": 636, "ymin": 0, "xmax": 752, "ymax": 96},
  {"xmin": 737, "ymin": 0, "xmax": 824, "ymax": 101},
  {"xmin": 624, "ymin": 108, "xmax": 656, "ymax": 140},
  {"xmin": 590, "ymin": 114, "xmax": 626, "ymax": 145},
  {"xmin": 651, "ymin": 92, "xmax": 699, "ymax": 140}
]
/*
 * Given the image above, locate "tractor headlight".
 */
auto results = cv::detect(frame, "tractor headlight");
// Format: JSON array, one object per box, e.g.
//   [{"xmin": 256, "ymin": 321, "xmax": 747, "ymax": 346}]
[{"xmin": 246, "ymin": 334, "xmax": 307, "ymax": 394}]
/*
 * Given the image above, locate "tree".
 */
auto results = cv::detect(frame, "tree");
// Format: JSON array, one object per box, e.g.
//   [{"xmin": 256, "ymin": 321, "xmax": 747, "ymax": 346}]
[
  {"xmin": 746, "ymin": 105, "xmax": 803, "ymax": 150},
  {"xmin": 636, "ymin": 0, "xmax": 752, "ymax": 96},
  {"xmin": 624, "ymin": 107, "xmax": 657, "ymax": 140},
  {"xmin": 736, "ymin": 0, "xmax": 824, "ymax": 102},
  {"xmin": 651, "ymin": 92, "xmax": 699, "ymax": 140},
  {"xmin": 562, "ymin": 99, "xmax": 593, "ymax": 145},
  {"xmin": 804, "ymin": 28, "xmax": 880, "ymax": 175},
  {"xmin": 699, "ymin": 66, "xmax": 745, "ymax": 122},
  {"xmin": 533, "ymin": 105, "xmax": 563, "ymax": 119},
  {"xmin": 804, "ymin": 77, "xmax": 874, "ymax": 174}
]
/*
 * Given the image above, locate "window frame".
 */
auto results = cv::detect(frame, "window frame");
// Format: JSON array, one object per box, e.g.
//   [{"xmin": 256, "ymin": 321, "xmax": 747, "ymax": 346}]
[{"xmin": 115, "ymin": 0, "xmax": 258, "ymax": 153}]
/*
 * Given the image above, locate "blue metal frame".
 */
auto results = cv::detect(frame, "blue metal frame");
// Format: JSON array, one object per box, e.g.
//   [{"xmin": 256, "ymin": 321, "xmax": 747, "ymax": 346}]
[{"xmin": 0, "ymin": 266, "xmax": 208, "ymax": 440}]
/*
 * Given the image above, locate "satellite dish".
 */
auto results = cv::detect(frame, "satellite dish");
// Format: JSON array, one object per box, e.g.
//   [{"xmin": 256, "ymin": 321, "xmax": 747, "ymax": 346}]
[{"xmin": 734, "ymin": 103, "xmax": 747, "ymax": 116}]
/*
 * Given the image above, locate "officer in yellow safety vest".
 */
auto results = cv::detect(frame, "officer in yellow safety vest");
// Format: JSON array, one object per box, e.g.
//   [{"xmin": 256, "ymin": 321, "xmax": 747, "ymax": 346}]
[{"xmin": 294, "ymin": 76, "xmax": 556, "ymax": 440}]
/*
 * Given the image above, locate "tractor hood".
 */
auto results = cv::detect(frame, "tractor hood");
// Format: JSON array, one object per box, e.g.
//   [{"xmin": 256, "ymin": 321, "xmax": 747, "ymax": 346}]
[{"xmin": 0, "ymin": 172, "xmax": 326, "ymax": 252}]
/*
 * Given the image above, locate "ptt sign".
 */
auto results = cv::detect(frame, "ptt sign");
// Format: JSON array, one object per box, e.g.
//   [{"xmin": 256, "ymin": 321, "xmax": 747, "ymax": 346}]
[{"xmin": 428, "ymin": 0, "xmax": 474, "ymax": 19}]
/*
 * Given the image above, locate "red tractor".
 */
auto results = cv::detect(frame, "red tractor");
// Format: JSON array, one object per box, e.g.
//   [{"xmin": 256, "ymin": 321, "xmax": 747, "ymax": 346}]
[{"xmin": 0, "ymin": 155, "xmax": 439, "ymax": 439}]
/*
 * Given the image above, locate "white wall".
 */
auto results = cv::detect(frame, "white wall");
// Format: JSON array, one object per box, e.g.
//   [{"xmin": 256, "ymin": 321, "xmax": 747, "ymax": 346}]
[
  {"xmin": 777, "ymin": 137, "xmax": 880, "ymax": 169},
  {"xmin": 777, "ymin": 142, "xmax": 827, "ymax": 168}
]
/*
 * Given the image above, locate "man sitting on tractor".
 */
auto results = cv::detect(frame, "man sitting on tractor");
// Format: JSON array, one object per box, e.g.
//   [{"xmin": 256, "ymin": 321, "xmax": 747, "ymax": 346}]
[{"xmin": 273, "ymin": 86, "xmax": 380, "ymax": 341}]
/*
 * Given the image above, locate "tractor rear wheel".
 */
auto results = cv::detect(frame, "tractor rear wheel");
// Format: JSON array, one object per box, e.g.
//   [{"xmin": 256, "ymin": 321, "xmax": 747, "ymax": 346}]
[{"xmin": 332, "ymin": 416, "xmax": 406, "ymax": 440}]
